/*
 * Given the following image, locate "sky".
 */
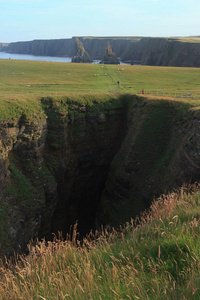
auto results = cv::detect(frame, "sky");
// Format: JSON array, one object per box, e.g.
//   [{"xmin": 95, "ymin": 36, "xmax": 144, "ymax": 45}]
[{"xmin": 1, "ymin": 0, "xmax": 200, "ymax": 43}]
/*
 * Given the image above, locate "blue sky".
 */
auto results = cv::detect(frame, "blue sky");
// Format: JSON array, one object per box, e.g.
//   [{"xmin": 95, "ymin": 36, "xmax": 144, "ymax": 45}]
[{"xmin": 1, "ymin": 0, "xmax": 200, "ymax": 43}]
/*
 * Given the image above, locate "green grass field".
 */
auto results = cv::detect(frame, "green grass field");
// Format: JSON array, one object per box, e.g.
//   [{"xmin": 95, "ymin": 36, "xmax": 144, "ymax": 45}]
[{"xmin": 0, "ymin": 59, "xmax": 200, "ymax": 99}]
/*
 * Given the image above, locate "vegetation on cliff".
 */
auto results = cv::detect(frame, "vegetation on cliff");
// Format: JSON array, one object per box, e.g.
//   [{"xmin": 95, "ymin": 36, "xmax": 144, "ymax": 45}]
[
  {"xmin": 1, "ymin": 185, "xmax": 200, "ymax": 299},
  {"xmin": 100, "ymin": 42, "xmax": 119, "ymax": 64},
  {"xmin": 72, "ymin": 38, "xmax": 93, "ymax": 63}
]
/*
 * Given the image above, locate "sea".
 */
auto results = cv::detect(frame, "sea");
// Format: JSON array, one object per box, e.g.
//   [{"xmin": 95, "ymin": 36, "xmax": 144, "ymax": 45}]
[{"xmin": 0, "ymin": 52, "xmax": 129, "ymax": 65}]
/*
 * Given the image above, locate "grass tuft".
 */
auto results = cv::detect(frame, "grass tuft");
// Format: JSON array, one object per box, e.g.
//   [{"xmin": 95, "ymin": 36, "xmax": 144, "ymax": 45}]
[{"xmin": 1, "ymin": 184, "xmax": 200, "ymax": 299}]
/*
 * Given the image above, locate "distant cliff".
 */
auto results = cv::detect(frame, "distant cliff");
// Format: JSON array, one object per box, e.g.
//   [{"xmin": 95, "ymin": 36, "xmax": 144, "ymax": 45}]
[
  {"xmin": 3, "ymin": 36, "xmax": 200, "ymax": 67},
  {"xmin": 6, "ymin": 38, "xmax": 76, "ymax": 57},
  {"xmin": 129, "ymin": 38, "xmax": 200, "ymax": 67},
  {"xmin": 0, "ymin": 43, "xmax": 9, "ymax": 51}
]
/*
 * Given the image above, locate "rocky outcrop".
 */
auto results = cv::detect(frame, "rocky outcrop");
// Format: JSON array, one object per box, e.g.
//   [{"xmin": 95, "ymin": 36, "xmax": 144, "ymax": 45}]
[
  {"xmin": 100, "ymin": 42, "xmax": 119, "ymax": 65},
  {"xmin": 72, "ymin": 38, "xmax": 93, "ymax": 63}
]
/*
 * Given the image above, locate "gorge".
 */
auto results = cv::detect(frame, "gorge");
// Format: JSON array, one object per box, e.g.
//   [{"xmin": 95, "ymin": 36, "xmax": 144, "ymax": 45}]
[{"xmin": 1, "ymin": 94, "xmax": 200, "ymax": 258}]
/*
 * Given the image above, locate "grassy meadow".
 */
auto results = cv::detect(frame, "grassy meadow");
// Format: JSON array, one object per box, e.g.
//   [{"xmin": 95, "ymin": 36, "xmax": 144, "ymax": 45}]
[{"xmin": 0, "ymin": 59, "xmax": 200, "ymax": 99}]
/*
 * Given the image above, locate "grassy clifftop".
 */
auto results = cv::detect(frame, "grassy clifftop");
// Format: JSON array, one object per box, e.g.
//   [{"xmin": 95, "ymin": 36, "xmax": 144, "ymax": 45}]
[{"xmin": 0, "ymin": 59, "xmax": 200, "ymax": 103}]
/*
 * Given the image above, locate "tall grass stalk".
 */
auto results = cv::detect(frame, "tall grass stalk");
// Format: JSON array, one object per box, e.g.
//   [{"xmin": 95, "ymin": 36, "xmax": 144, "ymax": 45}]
[{"xmin": 1, "ymin": 184, "xmax": 200, "ymax": 299}]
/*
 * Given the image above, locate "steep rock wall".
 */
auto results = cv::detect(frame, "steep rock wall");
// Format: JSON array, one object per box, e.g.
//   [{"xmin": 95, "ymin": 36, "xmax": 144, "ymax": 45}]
[
  {"xmin": 0, "ymin": 96, "xmax": 128, "ymax": 257},
  {"xmin": 6, "ymin": 39, "xmax": 75, "ymax": 57},
  {"xmin": 1, "ymin": 95, "xmax": 200, "ymax": 258},
  {"xmin": 140, "ymin": 38, "xmax": 200, "ymax": 67},
  {"xmin": 0, "ymin": 114, "xmax": 57, "ymax": 257},
  {"xmin": 99, "ymin": 98, "xmax": 200, "ymax": 227}
]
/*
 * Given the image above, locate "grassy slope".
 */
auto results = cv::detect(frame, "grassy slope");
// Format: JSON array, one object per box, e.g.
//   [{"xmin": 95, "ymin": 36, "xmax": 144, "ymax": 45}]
[{"xmin": 1, "ymin": 185, "xmax": 200, "ymax": 299}]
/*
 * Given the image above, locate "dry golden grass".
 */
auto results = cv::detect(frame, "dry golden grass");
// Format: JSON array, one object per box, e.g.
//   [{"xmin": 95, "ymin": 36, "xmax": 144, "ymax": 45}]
[{"xmin": 1, "ymin": 184, "xmax": 200, "ymax": 299}]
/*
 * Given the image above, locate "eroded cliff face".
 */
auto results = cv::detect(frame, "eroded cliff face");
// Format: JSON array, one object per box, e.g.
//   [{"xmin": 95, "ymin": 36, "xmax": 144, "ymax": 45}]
[
  {"xmin": 1, "ymin": 95, "xmax": 200, "ymax": 258},
  {"xmin": 0, "ymin": 114, "xmax": 57, "ymax": 257},
  {"xmin": 0, "ymin": 96, "xmax": 128, "ymax": 257},
  {"xmin": 99, "ymin": 99, "xmax": 200, "ymax": 226}
]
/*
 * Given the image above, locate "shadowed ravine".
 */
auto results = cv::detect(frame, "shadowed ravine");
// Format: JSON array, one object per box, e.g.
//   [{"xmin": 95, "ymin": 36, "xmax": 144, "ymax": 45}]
[
  {"xmin": 1, "ymin": 95, "xmax": 200, "ymax": 257},
  {"xmin": 41, "ymin": 97, "xmax": 127, "ymax": 239}
]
